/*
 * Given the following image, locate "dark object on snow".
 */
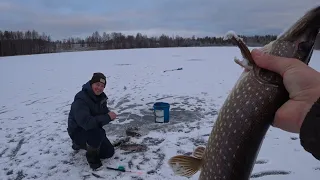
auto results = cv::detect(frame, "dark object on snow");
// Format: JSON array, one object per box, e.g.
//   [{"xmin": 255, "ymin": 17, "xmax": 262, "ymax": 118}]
[
  {"xmin": 126, "ymin": 127, "xmax": 142, "ymax": 137},
  {"xmin": 106, "ymin": 166, "xmax": 126, "ymax": 172},
  {"xmin": 111, "ymin": 127, "xmax": 148, "ymax": 154},
  {"xmin": 163, "ymin": 67, "xmax": 183, "ymax": 73},
  {"xmin": 91, "ymin": 173, "xmax": 103, "ymax": 178},
  {"xmin": 119, "ymin": 143, "xmax": 148, "ymax": 153},
  {"xmin": 112, "ymin": 137, "xmax": 131, "ymax": 147},
  {"xmin": 86, "ymin": 144, "xmax": 103, "ymax": 170}
]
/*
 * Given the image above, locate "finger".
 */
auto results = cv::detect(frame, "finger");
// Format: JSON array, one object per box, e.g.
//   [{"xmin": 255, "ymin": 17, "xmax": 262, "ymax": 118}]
[
  {"xmin": 251, "ymin": 49, "xmax": 302, "ymax": 77},
  {"xmin": 273, "ymin": 99, "xmax": 312, "ymax": 133}
]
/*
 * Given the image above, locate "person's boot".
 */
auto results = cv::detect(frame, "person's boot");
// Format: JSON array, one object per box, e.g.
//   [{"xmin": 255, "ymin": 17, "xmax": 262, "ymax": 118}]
[
  {"xmin": 72, "ymin": 141, "xmax": 81, "ymax": 150},
  {"xmin": 72, "ymin": 141, "xmax": 86, "ymax": 151},
  {"xmin": 85, "ymin": 143, "xmax": 102, "ymax": 170}
]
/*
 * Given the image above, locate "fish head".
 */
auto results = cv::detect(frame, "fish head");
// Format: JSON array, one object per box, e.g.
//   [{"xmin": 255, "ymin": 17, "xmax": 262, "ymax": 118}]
[{"xmin": 267, "ymin": 5, "xmax": 320, "ymax": 64}]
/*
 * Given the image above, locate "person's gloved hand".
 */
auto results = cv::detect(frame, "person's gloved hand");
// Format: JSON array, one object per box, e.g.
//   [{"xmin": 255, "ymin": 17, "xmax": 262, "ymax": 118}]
[
  {"xmin": 108, "ymin": 111, "xmax": 117, "ymax": 120},
  {"xmin": 251, "ymin": 49, "xmax": 320, "ymax": 133}
]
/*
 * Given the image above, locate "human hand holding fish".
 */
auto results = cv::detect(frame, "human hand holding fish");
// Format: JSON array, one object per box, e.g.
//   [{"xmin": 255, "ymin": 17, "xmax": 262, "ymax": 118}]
[{"xmin": 250, "ymin": 49, "xmax": 320, "ymax": 133}]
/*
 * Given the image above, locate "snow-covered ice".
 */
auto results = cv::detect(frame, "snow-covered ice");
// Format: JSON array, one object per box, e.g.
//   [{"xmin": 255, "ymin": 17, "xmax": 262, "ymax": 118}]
[{"xmin": 0, "ymin": 47, "xmax": 320, "ymax": 180}]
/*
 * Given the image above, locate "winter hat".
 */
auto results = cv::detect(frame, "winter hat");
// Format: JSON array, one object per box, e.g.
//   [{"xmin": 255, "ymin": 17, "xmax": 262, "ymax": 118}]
[{"xmin": 90, "ymin": 72, "xmax": 106, "ymax": 86}]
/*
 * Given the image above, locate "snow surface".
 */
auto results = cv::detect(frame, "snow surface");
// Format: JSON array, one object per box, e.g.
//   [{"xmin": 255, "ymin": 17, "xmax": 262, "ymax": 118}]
[
  {"xmin": 223, "ymin": 30, "xmax": 243, "ymax": 42},
  {"xmin": 0, "ymin": 47, "xmax": 320, "ymax": 180}
]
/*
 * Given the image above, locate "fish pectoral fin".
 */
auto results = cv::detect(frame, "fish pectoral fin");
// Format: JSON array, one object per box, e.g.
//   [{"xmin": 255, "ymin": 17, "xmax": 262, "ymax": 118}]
[
  {"xmin": 223, "ymin": 30, "xmax": 255, "ymax": 66},
  {"xmin": 234, "ymin": 57, "xmax": 253, "ymax": 71},
  {"xmin": 192, "ymin": 145, "xmax": 206, "ymax": 159},
  {"xmin": 168, "ymin": 155, "xmax": 202, "ymax": 177},
  {"xmin": 231, "ymin": 36, "xmax": 255, "ymax": 65}
]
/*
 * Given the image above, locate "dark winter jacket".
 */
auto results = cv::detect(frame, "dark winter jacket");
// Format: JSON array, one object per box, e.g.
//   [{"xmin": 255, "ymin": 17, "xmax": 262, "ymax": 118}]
[
  {"xmin": 67, "ymin": 81, "xmax": 112, "ymax": 138},
  {"xmin": 300, "ymin": 98, "xmax": 320, "ymax": 161}
]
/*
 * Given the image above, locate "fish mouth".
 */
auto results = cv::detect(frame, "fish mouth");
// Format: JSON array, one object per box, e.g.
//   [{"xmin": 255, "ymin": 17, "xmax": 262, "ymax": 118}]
[{"xmin": 277, "ymin": 5, "xmax": 320, "ymax": 64}]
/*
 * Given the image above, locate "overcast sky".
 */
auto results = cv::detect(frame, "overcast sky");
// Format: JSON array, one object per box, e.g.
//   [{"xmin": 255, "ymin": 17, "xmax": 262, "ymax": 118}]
[{"xmin": 0, "ymin": 0, "xmax": 319, "ymax": 40}]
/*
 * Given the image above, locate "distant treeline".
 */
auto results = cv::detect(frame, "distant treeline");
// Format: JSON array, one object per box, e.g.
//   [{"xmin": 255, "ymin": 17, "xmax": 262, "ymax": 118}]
[{"xmin": 0, "ymin": 30, "xmax": 320, "ymax": 57}]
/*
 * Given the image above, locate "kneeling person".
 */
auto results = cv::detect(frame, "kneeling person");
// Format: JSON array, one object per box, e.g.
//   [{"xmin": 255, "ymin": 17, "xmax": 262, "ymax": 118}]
[{"xmin": 67, "ymin": 72, "xmax": 117, "ymax": 169}]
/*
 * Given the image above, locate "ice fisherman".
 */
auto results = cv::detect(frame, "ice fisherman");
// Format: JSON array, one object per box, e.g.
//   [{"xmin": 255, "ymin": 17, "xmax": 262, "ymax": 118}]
[{"xmin": 67, "ymin": 72, "xmax": 117, "ymax": 169}]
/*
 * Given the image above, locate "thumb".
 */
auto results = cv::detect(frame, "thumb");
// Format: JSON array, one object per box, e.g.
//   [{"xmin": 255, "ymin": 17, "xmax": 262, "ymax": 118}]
[{"xmin": 251, "ymin": 49, "xmax": 301, "ymax": 77}]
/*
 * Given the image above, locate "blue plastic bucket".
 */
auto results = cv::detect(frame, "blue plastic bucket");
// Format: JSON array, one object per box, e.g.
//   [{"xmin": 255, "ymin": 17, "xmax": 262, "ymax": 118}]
[{"xmin": 153, "ymin": 102, "xmax": 170, "ymax": 123}]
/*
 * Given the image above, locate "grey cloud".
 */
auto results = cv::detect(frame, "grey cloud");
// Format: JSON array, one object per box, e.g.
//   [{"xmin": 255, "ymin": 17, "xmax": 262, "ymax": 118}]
[
  {"xmin": 0, "ymin": 1, "xmax": 127, "ymax": 39},
  {"xmin": 0, "ymin": 0, "xmax": 319, "ymax": 40},
  {"xmin": 151, "ymin": 0, "xmax": 319, "ymax": 35}
]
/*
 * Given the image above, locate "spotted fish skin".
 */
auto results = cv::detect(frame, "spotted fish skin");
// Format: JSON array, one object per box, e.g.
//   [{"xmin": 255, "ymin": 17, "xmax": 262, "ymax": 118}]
[
  {"xmin": 198, "ymin": 6, "xmax": 320, "ymax": 180},
  {"xmin": 168, "ymin": 5, "xmax": 320, "ymax": 180},
  {"xmin": 199, "ymin": 59, "xmax": 288, "ymax": 180}
]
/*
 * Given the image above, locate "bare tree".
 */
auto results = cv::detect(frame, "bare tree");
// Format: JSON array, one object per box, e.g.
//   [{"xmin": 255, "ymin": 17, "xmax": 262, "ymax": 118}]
[{"xmin": 2, "ymin": 29, "xmax": 319, "ymax": 57}]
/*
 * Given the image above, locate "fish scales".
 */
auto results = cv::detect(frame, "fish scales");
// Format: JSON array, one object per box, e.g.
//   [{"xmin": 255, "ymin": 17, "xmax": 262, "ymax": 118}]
[
  {"xmin": 200, "ymin": 56, "xmax": 288, "ymax": 180},
  {"xmin": 168, "ymin": 5, "xmax": 320, "ymax": 180}
]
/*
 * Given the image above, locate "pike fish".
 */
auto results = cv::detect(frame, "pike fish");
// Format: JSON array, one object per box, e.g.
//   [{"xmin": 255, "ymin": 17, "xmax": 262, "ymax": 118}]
[{"xmin": 168, "ymin": 5, "xmax": 320, "ymax": 180}]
